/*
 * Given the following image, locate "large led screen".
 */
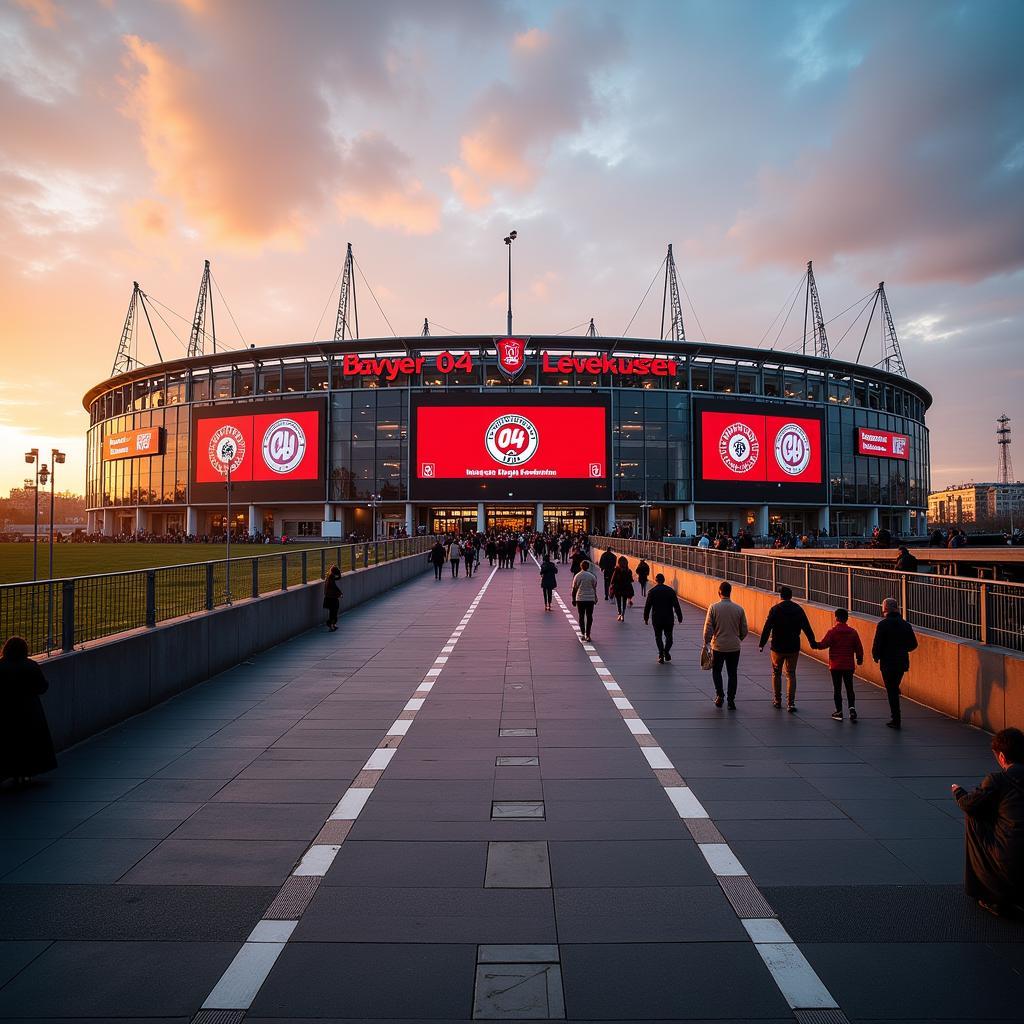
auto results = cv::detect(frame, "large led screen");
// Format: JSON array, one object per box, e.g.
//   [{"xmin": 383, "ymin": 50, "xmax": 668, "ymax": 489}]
[
  {"xmin": 190, "ymin": 398, "xmax": 327, "ymax": 504},
  {"xmin": 693, "ymin": 398, "xmax": 827, "ymax": 503},
  {"xmin": 410, "ymin": 394, "xmax": 611, "ymax": 501}
]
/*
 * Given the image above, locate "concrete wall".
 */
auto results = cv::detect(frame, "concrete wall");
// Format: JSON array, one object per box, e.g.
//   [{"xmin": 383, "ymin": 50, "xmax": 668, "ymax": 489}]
[
  {"xmin": 595, "ymin": 547, "xmax": 1022, "ymax": 733},
  {"xmin": 37, "ymin": 550, "xmax": 431, "ymax": 751}
]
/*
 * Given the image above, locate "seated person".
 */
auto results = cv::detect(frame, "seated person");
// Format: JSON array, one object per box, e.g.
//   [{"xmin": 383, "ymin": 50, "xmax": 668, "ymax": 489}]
[{"xmin": 951, "ymin": 727, "xmax": 1024, "ymax": 917}]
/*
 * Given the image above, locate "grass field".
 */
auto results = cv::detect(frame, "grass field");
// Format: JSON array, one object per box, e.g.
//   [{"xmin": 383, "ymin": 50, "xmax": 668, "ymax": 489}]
[{"xmin": 0, "ymin": 541, "xmax": 333, "ymax": 585}]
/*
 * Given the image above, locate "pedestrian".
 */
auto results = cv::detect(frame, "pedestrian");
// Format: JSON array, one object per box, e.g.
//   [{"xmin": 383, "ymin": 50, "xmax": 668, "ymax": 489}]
[
  {"xmin": 486, "ymin": 538, "xmax": 497, "ymax": 566},
  {"xmin": 0, "ymin": 636, "xmax": 57, "ymax": 786},
  {"xmin": 951, "ymin": 727, "xmax": 1024, "ymax": 917},
  {"xmin": 571, "ymin": 558, "xmax": 599, "ymax": 642},
  {"xmin": 429, "ymin": 540, "xmax": 446, "ymax": 581},
  {"xmin": 464, "ymin": 539, "xmax": 475, "ymax": 578},
  {"xmin": 560, "ymin": 534, "xmax": 571, "ymax": 564},
  {"xmin": 643, "ymin": 573, "xmax": 683, "ymax": 664},
  {"xmin": 758, "ymin": 585, "xmax": 816, "ymax": 712},
  {"xmin": 893, "ymin": 546, "xmax": 919, "ymax": 572},
  {"xmin": 323, "ymin": 564, "xmax": 342, "ymax": 632},
  {"xmin": 598, "ymin": 547, "xmax": 617, "ymax": 601},
  {"xmin": 871, "ymin": 597, "xmax": 918, "ymax": 730},
  {"xmin": 539, "ymin": 555, "xmax": 558, "ymax": 610},
  {"xmin": 448, "ymin": 538, "xmax": 463, "ymax": 578},
  {"xmin": 636, "ymin": 558, "xmax": 651, "ymax": 596},
  {"xmin": 702, "ymin": 581, "xmax": 748, "ymax": 710},
  {"xmin": 519, "ymin": 533, "xmax": 528, "ymax": 563},
  {"xmin": 570, "ymin": 546, "xmax": 586, "ymax": 574},
  {"xmin": 609, "ymin": 556, "xmax": 635, "ymax": 621},
  {"xmin": 814, "ymin": 608, "xmax": 863, "ymax": 721}
]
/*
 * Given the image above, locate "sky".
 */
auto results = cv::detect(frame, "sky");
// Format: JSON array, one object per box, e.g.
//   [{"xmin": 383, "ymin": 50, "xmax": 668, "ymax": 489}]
[{"xmin": 1, "ymin": 0, "xmax": 1022, "ymax": 495}]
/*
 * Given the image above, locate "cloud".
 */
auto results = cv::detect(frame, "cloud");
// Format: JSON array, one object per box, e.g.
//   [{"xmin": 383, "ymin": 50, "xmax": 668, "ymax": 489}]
[
  {"xmin": 729, "ymin": 6, "xmax": 1024, "ymax": 284},
  {"xmin": 125, "ymin": 197, "xmax": 173, "ymax": 240},
  {"xmin": 448, "ymin": 7, "xmax": 624, "ymax": 208},
  {"xmin": 13, "ymin": 0, "xmax": 61, "ymax": 30},
  {"xmin": 336, "ymin": 132, "xmax": 440, "ymax": 235}
]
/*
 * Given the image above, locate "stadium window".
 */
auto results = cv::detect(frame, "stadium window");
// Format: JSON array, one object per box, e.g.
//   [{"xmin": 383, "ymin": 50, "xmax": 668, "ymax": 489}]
[
  {"xmin": 690, "ymin": 364, "xmax": 709, "ymax": 391},
  {"xmin": 282, "ymin": 362, "xmax": 306, "ymax": 393}
]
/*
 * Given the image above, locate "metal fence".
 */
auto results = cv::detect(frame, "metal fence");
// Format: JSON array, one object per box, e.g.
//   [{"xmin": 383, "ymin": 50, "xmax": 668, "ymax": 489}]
[
  {"xmin": 593, "ymin": 536, "xmax": 1024, "ymax": 653},
  {"xmin": 1, "ymin": 537, "xmax": 437, "ymax": 657}
]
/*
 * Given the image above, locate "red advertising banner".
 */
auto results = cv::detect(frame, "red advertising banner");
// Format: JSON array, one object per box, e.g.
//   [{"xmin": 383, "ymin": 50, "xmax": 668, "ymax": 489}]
[
  {"xmin": 700, "ymin": 410, "xmax": 823, "ymax": 484},
  {"xmin": 415, "ymin": 404, "xmax": 607, "ymax": 481},
  {"xmin": 857, "ymin": 428, "xmax": 910, "ymax": 460},
  {"xmin": 193, "ymin": 408, "xmax": 321, "ymax": 483}
]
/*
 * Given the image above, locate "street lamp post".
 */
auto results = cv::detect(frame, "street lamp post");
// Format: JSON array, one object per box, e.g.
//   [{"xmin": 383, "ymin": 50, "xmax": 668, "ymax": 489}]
[
  {"xmin": 24, "ymin": 449, "xmax": 40, "ymax": 580},
  {"xmin": 48, "ymin": 449, "xmax": 65, "ymax": 581},
  {"xmin": 504, "ymin": 230, "xmax": 517, "ymax": 336},
  {"xmin": 369, "ymin": 493, "xmax": 382, "ymax": 541}
]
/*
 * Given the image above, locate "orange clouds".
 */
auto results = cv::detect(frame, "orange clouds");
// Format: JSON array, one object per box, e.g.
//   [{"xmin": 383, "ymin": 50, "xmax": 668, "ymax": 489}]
[
  {"xmin": 336, "ymin": 133, "xmax": 440, "ymax": 235},
  {"xmin": 125, "ymin": 197, "xmax": 172, "ymax": 239},
  {"xmin": 120, "ymin": 34, "xmax": 317, "ymax": 249},
  {"xmin": 447, "ymin": 11, "xmax": 622, "ymax": 210}
]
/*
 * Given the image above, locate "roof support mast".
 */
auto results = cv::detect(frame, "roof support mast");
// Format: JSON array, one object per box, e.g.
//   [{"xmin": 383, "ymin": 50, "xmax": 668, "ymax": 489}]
[
  {"xmin": 187, "ymin": 259, "xmax": 216, "ymax": 358},
  {"xmin": 803, "ymin": 260, "xmax": 829, "ymax": 358},
  {"xmin": 660, "ymin": 244, "xmax": 687, "ymax": 342},
  {"xmin": 111, "ymin": 281, "xmax": 163, "ymax": 376},
  {"xmin": 855, "ymin": 281, "xmax": 908, "ymax": 377},
  {"xmin": 334, "ymin": 242, "xmax": 359, "ymax": 341}
]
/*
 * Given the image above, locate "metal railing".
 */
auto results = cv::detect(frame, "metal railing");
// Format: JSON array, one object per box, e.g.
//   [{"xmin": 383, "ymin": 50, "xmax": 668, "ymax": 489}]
[
  {"xmin": 593, "ymin": 536, "xmax": 1024, "ymax": 653},
  {"xmin": 1, "ymin": 536, "xmax": 437, "ymax": 657}
]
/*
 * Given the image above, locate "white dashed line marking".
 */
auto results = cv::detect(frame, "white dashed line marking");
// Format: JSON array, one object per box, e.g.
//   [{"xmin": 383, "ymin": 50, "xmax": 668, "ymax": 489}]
[{"xmin": 698, "ymin": 843, "xmax": 747, "ymax": 876}]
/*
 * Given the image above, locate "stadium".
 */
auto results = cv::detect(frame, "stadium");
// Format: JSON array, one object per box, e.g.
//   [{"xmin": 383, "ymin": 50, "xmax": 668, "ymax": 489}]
[{"xmin": 82, "ymin": 274, "xmax": 932, "ymax": 541}]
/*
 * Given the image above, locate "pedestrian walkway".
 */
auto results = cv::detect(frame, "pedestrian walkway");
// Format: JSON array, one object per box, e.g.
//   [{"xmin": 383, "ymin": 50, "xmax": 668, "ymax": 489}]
[{"xmin": 0, "ymin": 564, "xmax": 1021, "ymax": 1023}]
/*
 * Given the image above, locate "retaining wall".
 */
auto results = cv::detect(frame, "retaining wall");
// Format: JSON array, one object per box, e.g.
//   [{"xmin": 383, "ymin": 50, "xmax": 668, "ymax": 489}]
[
  {"xmin": 36, "ymin": 550, "xmax": 431, "ymax": 751},
  {"xmin": 594, "ymin": 547, "xmax": 1022, "ymax": 733}
]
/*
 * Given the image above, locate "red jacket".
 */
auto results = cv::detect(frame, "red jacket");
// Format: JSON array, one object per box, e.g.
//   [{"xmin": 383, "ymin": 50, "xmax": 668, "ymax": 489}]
[{"xmin": 817, "ymin": 622, "xmax": 864, "ymax": 671}]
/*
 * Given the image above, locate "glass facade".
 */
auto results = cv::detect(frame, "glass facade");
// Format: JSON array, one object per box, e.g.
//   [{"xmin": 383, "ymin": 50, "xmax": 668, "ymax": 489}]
[{"xmin": 84, "ymin": 341, "xmax": 931, "ymax": 520}]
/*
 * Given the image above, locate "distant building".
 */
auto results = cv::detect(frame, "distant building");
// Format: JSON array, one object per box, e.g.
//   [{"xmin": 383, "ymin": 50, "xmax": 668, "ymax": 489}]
[{"xmin": 928, "ymin": 482, "xmax": 1024, "ymax": 525}]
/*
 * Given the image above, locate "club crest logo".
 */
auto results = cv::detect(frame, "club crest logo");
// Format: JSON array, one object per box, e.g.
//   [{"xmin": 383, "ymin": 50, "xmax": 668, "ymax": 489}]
[
  {"xmin": 262, "ymin": 418, "xmax": 307, "ymax": 474},
  {"xmin": 495, "ymin": 337, "xmax": 527, "ymax": 379},
  {"xmin": 485, "ymin": 414, "xmax": 539, "ymax": 465},
  {"xmin": 208, "ymin": 424, "xmax": 246, "ymax": 475},
  {"xmin": 718, "ymin": 422, "xmax": 759, "ymax": 474},
  {"xmin": 774, "ymin": 423, "xmax": 811, "ymax": 476}
]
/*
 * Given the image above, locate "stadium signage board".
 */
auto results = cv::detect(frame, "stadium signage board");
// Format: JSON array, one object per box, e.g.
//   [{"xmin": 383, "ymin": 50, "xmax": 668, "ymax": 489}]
[
  {"xmin": 693, "ymin": 398, "xmax": 827, "ymax": 503},
  {"xmin": 103, "ymin": 427, "xmax": 164, "ymax": 461},
  {"xmin": 410, "ymin": 393, "xmax": 611, "ymax": 502},
  {"xmin": 189, "ymin": 398, "xmax": 327, "ymax": 503},
  {"xmin": 338, "ymin": 341, "xmax": 679, "ymax": 381},
  {"xmin": 857, "ymin": 428, "xmax": 910, "ymax": 460}
]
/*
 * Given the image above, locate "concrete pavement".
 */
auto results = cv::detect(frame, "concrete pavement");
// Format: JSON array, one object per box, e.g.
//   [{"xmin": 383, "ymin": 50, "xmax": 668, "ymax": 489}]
[{"xmin": 0, "ymin": 557, "xmax": 1021, "ymax": 1023}]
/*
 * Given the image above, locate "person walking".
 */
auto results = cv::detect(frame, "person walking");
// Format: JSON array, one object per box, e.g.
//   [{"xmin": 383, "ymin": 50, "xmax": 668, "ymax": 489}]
[
  {"xmin": 448, "ymin": 538, "xmax": 463, "ymax": 578},
  {"xmin": 815, "ymin": 608, "xmax": 863, "ymax": 721},
  {"xmin": 0, "ymin": 636, "xmax": 57, "ymax": 786},
  {"xmin": 571, "ymin": 558, "xmax": 599, "ymax": 642},
  {"xmin": 559, "ymin": 534, "xmax": 571, "ymax": 564},
  {"xmin": 636, "ymin": 558, "xmax": 651, "ymax": 597},
  {"xmin": 643, "ymin": 573, "xmax": 683, "ymax": 664},
  {"xmin": 486, "ymin": 538, "xmax": 497, "ymax": 566},
  {"xmin": 323, "ymin": 564, "xmax": 342, "ymax": 632},
  {"xmin": 464, "ymin": 538, "xmax": 476, "ymax": 578},
  {"xmin": 703, "ymin": 581, "xmax": 748, "ymax": 709},
  {"xmin": 609, "ymin": 556, "xmax": 635, "ymax": 621},
  {"xmin": 429, "ymin": 540, "xmax": 446, "ymax": 581},
  {"xmin": 539, "ymin": 555, "xmax": 558, "ymax": 610},
  {"xmin": 951, "ymin": 727, "xmax": 1024, "ymax": 917},
  {"xmin": 894, "ymin": 546, "xmax": 919, "ymax": 572},
  {"xmin": 570, "ymin": 546, "xmax": 586, "ymax": 575},
  {"xmin": 871, "ymin": 597, "xmax": 918, "ymax": 729},
  {"xmin": 758, "ymin": 585, "xmax": 816, "ymax": 712},
  {"xmin": 598, "ymin": 547, "xmax": 617, "ymax": 601}
]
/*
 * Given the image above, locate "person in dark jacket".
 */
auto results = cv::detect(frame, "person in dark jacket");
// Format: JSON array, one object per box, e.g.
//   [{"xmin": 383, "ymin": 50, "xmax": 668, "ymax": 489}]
[
  {"xmin": 570, "ymin": 546, "xmax": 586, "ymax": 574},
  {"xmin": 0, "ymin": 636, "xmax": 57, "ymax": 785},
  {"xmin": 323, "ymin": 564, "xmax": 342, "ymax": 631},
  {"xmin": 871, "ymin": 598, "xmax": 918, "ymax": 729},
  {"xmin": 539, "ymin": 556, "xmax": 558, "ymax": 610},
  {"xmin": 758, "ymin": 586, "xmax": 815, "ymax": 712},
  {"xmin": 609, "ymin": 556, "xmax": 635, "ymax": 621},
  {"xmin": 429, "ymin": 541, "xmax": 446, "ymax": 580},
  {"xmin": 636, "ymin": 559, "xmax": 651, "ymax": 596},
  {"xmin": 894, "ymin": 546, "xmax": 919, "ymax": 572},
  {"xmin": 598, "ymin": 548, "xmax": 617, "ymax": 601},
  {"xmin": 486, "ymin": 539, "xmax": 497, "ymax": 566},
  {"xmin": 643, "ymin": 573, "xmax": 683, "ymax": 664},
  {"xmin": 951, "ymin": 727, "xmax": 1024, "ymax": 917}
]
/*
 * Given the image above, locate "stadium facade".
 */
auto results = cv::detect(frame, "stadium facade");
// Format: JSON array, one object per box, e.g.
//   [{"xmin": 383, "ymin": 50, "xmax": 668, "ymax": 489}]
[{"xmin": 83, "ymin": 335, "xmax": 932, "ymax": 540}]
